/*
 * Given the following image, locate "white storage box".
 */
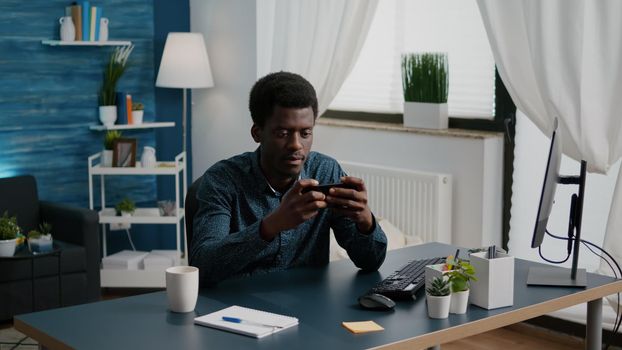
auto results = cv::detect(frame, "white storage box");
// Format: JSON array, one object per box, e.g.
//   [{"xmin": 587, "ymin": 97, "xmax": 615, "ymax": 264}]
[
  {"xmin": 102, "ymin": 250, "xmax": 149, "ymax": 270},
  {"xmin": 469, "ymin": 251, "xmax": 514, "ymax": 309},
  {"xmin": 143, "ymin": 250, "xmax": 180, "ymax": 271}
]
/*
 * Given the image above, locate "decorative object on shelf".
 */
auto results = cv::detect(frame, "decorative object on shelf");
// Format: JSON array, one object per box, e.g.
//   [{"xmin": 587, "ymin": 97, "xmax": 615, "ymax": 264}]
[
  {"xmin": 27, "ymin": 222, "xmax": 54, "ymax": 254},
  {"xmin": 132, "ymin": 102, "xmax": 144, "ymax": 125},
  {"xmin": 115, "ymin": 198, "xmax": 136, "ymax": 217},
  {"xmin": 157, "ymin": 200, "xmax": 176, "ymax": 216},
  {"xmin": 0, "ymin": 211, "xmax": 21, "ymax": 257},
  {"xmin": 446, "ymin": 256, "xmax": 477, "ymax": 314},
  {"xmin": 102, "ymin": 130, "xmax": 122, "ymax": 167},
  {"xmin": 140, "ymin": 146, "xmax": 156, "ymax": 168},
  {"xmin": 99, "ymin": 45, "xmax": 134, "ymax": 126},
  {"xmin": 156, "ymin": 32, "xmax": 214, "ymax": 155},
  {"xmin": 401, "ymin": 52, "xmax": 448, "ymax": 129},
  {"xmin": 59, "ymin": 16, "xmax": 76, "ymax": 42},
  {"xmin": 112, "ymin": 138, "xmax": 137, "ymax": 167},
  {"xmin": 425, "ymin": 276, "xmax": 451, "ymax": 319},
  {"xmin": 99, "ymin": 18, "xmax": 109, "ymax": 41}
]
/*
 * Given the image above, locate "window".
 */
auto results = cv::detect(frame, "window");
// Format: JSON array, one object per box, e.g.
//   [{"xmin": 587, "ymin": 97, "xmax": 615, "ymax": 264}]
[{"xmin": 329, "ymin": 0, "xmax": 496, "ymax": 119}]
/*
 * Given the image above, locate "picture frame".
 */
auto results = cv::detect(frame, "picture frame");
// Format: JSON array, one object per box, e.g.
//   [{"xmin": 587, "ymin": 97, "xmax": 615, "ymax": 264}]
[{"xmin": 112, "ymin": 138, "xmax": 137, "ymax": 167}]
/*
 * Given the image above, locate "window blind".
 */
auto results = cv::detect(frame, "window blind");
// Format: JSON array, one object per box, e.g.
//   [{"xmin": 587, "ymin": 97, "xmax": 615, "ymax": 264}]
[{"xmin": 329, "ymin": 0, "xmax": 496, "ymax": 119}]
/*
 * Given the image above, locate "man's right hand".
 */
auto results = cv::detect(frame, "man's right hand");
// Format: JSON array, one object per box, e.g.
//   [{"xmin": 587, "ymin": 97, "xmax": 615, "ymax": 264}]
[{"xmin": 260, "ymin": 179, "xmax": 327, "ymax": 241}]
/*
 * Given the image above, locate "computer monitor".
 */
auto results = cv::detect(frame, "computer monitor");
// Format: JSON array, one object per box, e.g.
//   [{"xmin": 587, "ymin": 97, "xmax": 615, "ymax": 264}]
[{"xmin": 527, "ymin": 119, "xmax": 587, "ymax": 287}]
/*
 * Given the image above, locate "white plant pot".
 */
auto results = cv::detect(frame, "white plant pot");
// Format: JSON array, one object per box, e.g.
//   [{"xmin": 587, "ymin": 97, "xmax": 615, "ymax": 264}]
[
  {"xmin": 28, "ymin": 236, "xmax": 54, "ymax": 254},
  {"xmin": 0, "ymin": 238, "xmax": 18, "ymax": 257},
  {"xmin": 131, "ymin": 110, "xmax": 144, "ymax": 124},
  {"xmin": 449, "ymin": 289, "xmax": 469, "ymax": 314},
  {"xmin": 426, "ymin": 294, "xmax": 451, "ymax": 319},
  {"xmin": 101, "ymin": 149, "xmax": 113, "ymax": 167},
  {"xmin": 403, "ymin": 102, "xmax": 448, "ymax": 129},
  {"xmin": 99, "ymin": 105, "xmax": 117, "ymax": 126}
]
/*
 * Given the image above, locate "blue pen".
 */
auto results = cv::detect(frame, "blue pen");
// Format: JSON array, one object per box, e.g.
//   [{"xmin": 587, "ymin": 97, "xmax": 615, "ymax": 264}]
[{"xmin": 221, "ymin": 316, "xmax": 283, "ymax": 329}]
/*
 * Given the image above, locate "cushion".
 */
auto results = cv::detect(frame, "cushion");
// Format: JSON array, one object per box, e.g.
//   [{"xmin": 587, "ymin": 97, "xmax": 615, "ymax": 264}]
[{"xmin": 329, "ymin": 217, "xmax": 424, "ymax": 262}]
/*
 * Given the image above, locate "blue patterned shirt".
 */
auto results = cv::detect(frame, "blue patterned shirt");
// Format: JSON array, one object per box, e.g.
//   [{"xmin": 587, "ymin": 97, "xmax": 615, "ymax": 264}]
[{"xmin": 190, "ymin": 148, "xmax": 387, "ymax": 286}]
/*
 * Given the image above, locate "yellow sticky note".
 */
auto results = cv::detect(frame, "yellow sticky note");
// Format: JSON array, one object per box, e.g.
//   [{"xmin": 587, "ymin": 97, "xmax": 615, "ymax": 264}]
[{"xmin": 342, "ymin": 321, "xmax": 384, "ymax": 334}]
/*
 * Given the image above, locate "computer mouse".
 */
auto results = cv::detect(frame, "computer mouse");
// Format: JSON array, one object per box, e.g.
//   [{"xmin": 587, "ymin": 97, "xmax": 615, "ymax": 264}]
[{"xmin": 358, "ymin": 293, "xmax": 396, "ymax": 310}]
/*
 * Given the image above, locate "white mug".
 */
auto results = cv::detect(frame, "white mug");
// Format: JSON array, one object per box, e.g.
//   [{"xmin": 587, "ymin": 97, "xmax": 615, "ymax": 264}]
[{"xmin": 165, "ymin": 266, "xmax": 199, "ymax": 313}]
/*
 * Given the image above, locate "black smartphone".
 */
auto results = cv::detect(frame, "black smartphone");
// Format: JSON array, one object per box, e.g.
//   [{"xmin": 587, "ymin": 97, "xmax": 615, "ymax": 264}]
[{"xmin": 301, "ymin": 183, "xmax": 357, "ymax": 194}]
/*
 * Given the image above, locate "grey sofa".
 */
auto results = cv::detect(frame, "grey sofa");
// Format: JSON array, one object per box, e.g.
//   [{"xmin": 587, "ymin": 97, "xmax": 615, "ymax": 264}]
[{"xmin": 0, "ymin": 175, "xmax": 101, "ymax": 322}]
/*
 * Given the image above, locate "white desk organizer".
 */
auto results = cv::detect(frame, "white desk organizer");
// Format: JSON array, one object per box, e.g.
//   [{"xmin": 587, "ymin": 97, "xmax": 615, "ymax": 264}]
[{"xmin": 469, "ymin": 251, "xmax": 514, "ymax": 309}]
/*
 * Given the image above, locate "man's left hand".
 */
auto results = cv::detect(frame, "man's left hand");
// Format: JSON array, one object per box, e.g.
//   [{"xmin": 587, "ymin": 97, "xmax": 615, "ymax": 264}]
[{"xmin": 325, "ymin": 176, "xmax": 373, "ymax": 233}]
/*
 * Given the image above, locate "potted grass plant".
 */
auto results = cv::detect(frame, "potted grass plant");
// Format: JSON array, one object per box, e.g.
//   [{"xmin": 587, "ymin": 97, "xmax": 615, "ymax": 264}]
[
  {"xmin": 0, "ymin": 211, "xmax": 21, "ymax": 257},
  {"xmin": 102, "ymin": 130, "xmax": 122, "ymax": 167},
  {"xmin": 99, "ymin": 45, "xmax": 134, "ymax": 126},
  {"xmin": 426, "ymin": 276, "xmax": 451, "ymax": 319},
  {"xmin": 401, "ymin": 52, "xmax": 448, "ymax": 129}
]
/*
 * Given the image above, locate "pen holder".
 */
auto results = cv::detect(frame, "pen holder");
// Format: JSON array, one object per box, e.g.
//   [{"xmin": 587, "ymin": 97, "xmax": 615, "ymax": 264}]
[{"xmin": 469, "ymin": 251, "xmax": 514, "ymax": 309}]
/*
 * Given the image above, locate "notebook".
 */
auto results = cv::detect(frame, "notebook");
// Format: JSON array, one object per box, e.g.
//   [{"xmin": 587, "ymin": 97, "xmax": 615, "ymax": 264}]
[{"xmin": 194, "ymin": 305, "xmax": 298, "ymax": 338}]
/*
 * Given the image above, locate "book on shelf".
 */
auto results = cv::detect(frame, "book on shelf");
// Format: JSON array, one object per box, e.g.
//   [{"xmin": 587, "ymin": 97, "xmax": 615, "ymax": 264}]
[
  {"xmin": 89, "ymin": 6, "xmax": 98, "ymax": 41},
  {"xmin": 126, "ymin": 94, "xmax": 133, "ymax": 124},
  {"xmin": 70, "ymin": 4, "xmax": 82, "ymax": 41},
  {"xmin": 116, "ymin": 92, "xmax": 127, "ymax": 124},
  {"xmin": 81, "ymin": 1, "xmax": 90, "ymax": 42},
  {"xmin": 102, "ymin": 250, "xmax": 149, "ymax": 270},
  {"xmin": 94, "ymin": 6, "xmax": 102, "ymax": 41}
]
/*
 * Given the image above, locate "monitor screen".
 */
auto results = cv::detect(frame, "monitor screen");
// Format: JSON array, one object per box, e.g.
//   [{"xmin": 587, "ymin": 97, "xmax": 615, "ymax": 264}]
[{"xmin": 531, "ymin": 119, "xmax": 562, "ymax": 248}]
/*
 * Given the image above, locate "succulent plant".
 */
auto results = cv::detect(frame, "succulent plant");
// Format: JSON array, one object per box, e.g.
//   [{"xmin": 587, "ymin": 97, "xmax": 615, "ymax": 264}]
[
  {"xmin": 426, "ymin": 276, "xmax": 451, "ymax": 297},
  {"xmin": 131, "ymin": 102, "xmax": 144, "ymax": 111},
  {"xmin": 115, "ymin": 198, "xmax": 136, "ymax": 215}
]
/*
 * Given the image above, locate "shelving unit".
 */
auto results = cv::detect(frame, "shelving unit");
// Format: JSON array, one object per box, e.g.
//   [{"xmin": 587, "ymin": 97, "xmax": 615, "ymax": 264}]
[
  {"xmin": 89, "ymin": 122, "xmax": 175, "ymax": 131},
  {"xmin": 87, "ymin": 152, "xmax": 187, "ymax": 288},
  {"xmin": 41, "ymin": 40, "xmax": 132, "ymax": 46}
]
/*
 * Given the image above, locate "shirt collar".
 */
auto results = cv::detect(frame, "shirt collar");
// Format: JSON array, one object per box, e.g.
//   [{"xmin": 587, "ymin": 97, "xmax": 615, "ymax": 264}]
[{"xmin": 251, "ymin": 147, "xmax": 307, "ymax": 196}]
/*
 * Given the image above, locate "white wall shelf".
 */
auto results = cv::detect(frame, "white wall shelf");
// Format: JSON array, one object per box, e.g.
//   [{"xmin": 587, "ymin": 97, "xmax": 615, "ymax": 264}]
[
  {"xmin": 88, "ymin": 152, "xmax": 188, "ymax": 288},
  {"xmin": 42, "ymin": 40, "xmax": 132, "ymax": 46},
  {"xmin": 89, "ymin": 122, "xmax": 175, "ymax": 131}
]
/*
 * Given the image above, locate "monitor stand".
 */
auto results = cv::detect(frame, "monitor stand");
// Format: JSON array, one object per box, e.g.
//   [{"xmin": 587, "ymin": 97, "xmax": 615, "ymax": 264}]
[{"xmin": 527, "ymin": 266, "xmax": 587, "ymax": 287}]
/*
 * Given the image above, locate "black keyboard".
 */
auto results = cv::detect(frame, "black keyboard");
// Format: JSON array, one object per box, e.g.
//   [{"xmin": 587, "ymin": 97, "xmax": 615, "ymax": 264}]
[{"xmin": 367, "ymin": 257, "xmax": 445, "ymax": 300}]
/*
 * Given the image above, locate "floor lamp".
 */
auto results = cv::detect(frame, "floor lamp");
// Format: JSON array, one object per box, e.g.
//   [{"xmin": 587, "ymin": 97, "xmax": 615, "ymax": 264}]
[{"xmin": 156, "ymin": 32, "xmax": 214, "ymax": 156}]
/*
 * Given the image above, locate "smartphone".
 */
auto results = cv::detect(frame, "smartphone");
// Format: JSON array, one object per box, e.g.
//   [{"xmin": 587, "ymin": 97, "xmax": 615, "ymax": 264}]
[{"xmin": 301, "ymin": 183, "xmax": 357, "ymax": 194}]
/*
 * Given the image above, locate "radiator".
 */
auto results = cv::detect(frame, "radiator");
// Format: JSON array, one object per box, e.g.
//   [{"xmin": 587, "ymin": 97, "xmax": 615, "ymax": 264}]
[{"xmin": 340, "ymin": 161, "xmax": 452, "ymax": 244}]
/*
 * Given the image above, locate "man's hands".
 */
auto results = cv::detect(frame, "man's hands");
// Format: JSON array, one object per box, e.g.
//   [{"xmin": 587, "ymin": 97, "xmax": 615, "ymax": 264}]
[
  {"xmin": 260, "ymin": 179, "xmax": 327, "ymax": 241},
  {"xmin": 325, "ymin": 176, "xmax": 373, "ymax": 234},
  {"xmin": 260, "ymin": 177, "xmax": 373, "ymax": 241}
]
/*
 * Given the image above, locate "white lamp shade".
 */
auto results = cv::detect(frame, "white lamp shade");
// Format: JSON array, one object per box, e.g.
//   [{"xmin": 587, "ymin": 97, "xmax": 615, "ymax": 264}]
[{"xmin": 156, "ymin": 32, "xmax": 214, "ymax": 89}]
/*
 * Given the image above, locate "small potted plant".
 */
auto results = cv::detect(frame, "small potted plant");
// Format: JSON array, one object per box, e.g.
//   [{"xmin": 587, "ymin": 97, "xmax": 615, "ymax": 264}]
[
  {"xmin": 115, "ymin": 198, "xmax": 136, "ymax": 217},
  {"xmin": 0, "ymin": 211, "xmax": 21, "ymax": 257},
  {"xmin": 401, "ymin": 52, "xmax": 448, "ymax": 129},
  {"xmin": 27, "ymin": 222, "xmax": 54, "ymax": 254},
  {"xmin": 426, "ymin": 276, "xmax": 451, "ymax": 319},
  {"xmin": 447, "ymin": 256, "xmax": 477, "ymax": 314},
  {"xmin": 102, "ymin": 130, "xmax": 122, "ymax": 167},
  {"xmin": 99, "ymin": 45, "xmax": 134, "ymax": 126},
  {"xmin": 131, "ymin": 102, "xmax": 144, "ymax": 125}
]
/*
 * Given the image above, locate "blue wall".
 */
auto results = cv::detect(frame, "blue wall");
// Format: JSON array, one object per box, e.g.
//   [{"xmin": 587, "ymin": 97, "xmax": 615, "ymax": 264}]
[{"xmin": 0, "ymin": 0, "xmax": 190, "ymax": 253}]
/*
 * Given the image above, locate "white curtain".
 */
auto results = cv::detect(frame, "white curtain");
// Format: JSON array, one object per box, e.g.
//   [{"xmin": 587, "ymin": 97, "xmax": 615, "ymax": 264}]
[
  {"xmin": 256, "ymin": 0, "xmax": 378, "ymax": 115},
  {"xmin": 477, "ymin": 0, "xmax": 622, "ymax": 314}
]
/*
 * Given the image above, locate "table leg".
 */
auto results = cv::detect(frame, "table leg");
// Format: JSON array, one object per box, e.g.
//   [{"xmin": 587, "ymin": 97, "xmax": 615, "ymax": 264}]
[{"xmin": 586, "ymin": 298, "xmax": 602, "ymax": 350}]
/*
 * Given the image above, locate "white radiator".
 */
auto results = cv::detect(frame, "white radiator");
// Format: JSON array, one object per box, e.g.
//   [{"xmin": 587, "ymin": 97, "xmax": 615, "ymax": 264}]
[{"xmin": 340, "ymin": 161, "xmax": 452, "ymax": 244}]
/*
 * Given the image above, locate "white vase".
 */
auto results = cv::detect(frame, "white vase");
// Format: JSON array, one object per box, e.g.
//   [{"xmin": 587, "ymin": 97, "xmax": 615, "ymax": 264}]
[
  {"xmin": 101, "ymin": 149, "xmax": 113, "ymax": 167},
  {"xmin": 140, "ymin": 146, "xmax": 156, "ymax": 168},
  {"xmin": 426, "ymin": 294, "xmax": 451, "ymax": 319},
  {"xmin": 99, "ymin": 18, "xmax": 109, "ymax": 42},
  {"xmin": 59, "ymin": 16, "xmax": 75, "ymax": 42},
  {"xmin": 449, "ymin": 289, "xmax": 470, "ymax": 314},
  {"xmin": 403, "ymin": 102, "xmax": 448, "ymax": 129},
  {"xmin": 0, "ymin": 238, "xmax": 18, "ymax": 257},
  {"xmin": 99, "ymin": 106, "xmax": 117, "ymax": 126},
  {"xmin": 132, "ymin": 110, "xmax": 144, "ymax": 124}
]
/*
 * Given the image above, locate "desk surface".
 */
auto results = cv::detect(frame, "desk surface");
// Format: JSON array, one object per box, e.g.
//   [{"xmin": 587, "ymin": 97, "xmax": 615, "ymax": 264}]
[{"xmin": 15, "ymin": 243, "xmax": 622, "ymax": 350}]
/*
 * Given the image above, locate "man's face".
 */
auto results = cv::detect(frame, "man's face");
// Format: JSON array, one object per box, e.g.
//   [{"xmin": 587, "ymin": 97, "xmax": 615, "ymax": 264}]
[{"xmin": 252, "ymin": 106, "xmax": 315, "ymax": 180}]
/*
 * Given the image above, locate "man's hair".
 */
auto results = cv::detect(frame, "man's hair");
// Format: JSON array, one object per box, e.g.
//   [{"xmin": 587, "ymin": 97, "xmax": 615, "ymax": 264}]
[{"xmin": 249, "ymin": 71, "xmax": 318, "ymax": 126}]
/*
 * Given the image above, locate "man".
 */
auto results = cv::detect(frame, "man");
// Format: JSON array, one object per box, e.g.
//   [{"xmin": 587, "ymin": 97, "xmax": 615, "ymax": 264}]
[{"xmin": 190, "ymin": 72, "xmax": 387, "ymax": 286}]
